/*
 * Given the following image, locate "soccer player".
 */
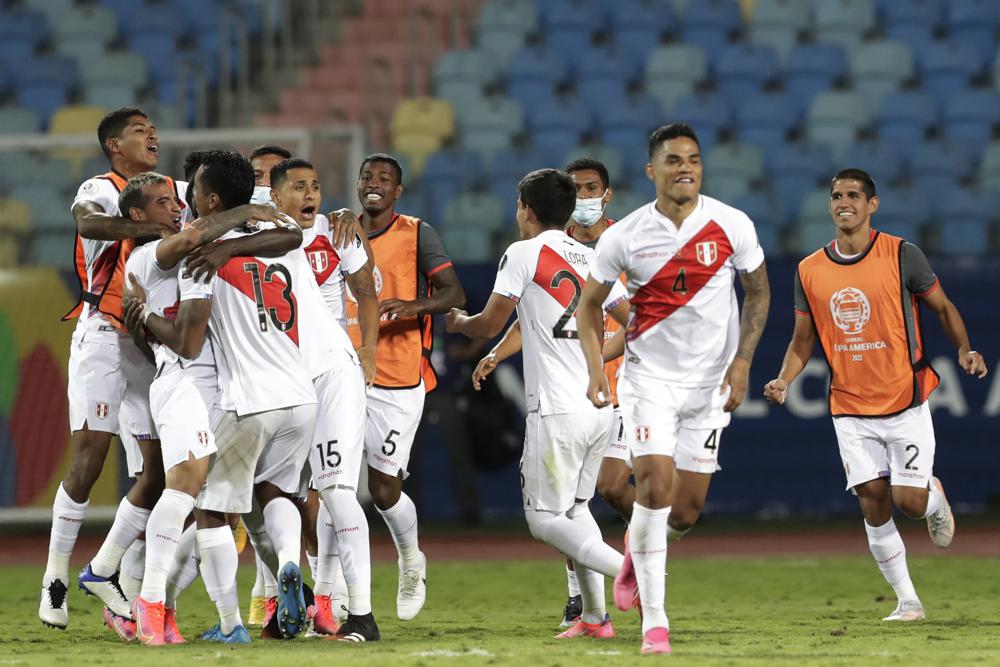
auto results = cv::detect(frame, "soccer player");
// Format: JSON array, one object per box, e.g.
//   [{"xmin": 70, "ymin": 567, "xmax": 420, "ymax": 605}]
[
  {"xmin": 577, "ymin": 123, "xmax": 771, "ymax": 654},
  {"xmin": 41, "ymin": 106, "xmax": 190, "ymax": 630},
  {"xmin": 763, "ymin": 168, "xmax": 986, "ymax": 622},
  {"xmin": 250, "ymin": 144, "xmax": 292, "ymax": 187},
  {"xmin": 447, "ymin": 168, "xmax": 631, "ymax": 640},
  {"xmin": 134, "ymin": 150, "xmax": 317, "ymax": 641},
  {"xmin": 348, "ymin": 153, "xmax": 466, "ymax": 620},
  {"xmin": 470, "ymin": 158, "xmax": 631, "ymax": 627}
]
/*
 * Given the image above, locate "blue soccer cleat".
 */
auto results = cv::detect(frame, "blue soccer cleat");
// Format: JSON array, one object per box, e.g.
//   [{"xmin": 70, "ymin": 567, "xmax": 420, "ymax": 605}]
[
  {"xmin": 277, "ymin": 562, "xmax": 307, "ymax": 639},
  {"xmin": 201, "ymin": 623, "xmax": 252, "ymax": 644}
]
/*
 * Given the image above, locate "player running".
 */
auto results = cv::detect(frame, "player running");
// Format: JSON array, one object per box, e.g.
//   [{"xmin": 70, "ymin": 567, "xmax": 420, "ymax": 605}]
[
  {"xmin": 348, "ymin": 153, "xmax": 466, "ymax": 621},
  {"xmin": 447, "ymin": 168, "xmax": 631, "ymax": 641},
  {"xmin": 764, "ymin": 168, "xmax": 987, "ymax": 622},
  {"xmin": 577, "ymin": 123, "xmax": 771, "ymax": 655}
]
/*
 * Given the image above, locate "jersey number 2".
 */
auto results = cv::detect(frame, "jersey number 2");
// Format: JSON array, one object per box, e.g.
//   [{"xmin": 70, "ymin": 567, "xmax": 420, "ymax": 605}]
[
  {"xmin": 550, "ymin": 269, "xmax": 582, "ymax": 339},
  {"xmin": 243, "ymin": 262, "xmax": 296, "ymax": 332}
]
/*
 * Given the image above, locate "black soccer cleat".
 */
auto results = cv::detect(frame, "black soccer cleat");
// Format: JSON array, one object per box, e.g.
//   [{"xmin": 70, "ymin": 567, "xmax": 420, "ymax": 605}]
[
  {"xmin": 560, "ymin": 594, "xmax": 582, "ymax": 628},
  {"xmin": 332, "ymin": 612, "xmax": 381, "ymax": 642}
]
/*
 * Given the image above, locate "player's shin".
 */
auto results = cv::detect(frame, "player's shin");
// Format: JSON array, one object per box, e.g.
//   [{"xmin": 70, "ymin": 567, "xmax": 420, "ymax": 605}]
[
  {"xmin": 141, "ymin": 490, "xmax": 195, "ymax": 604},
  {"xmin": 196, "ymin": 526, "xmax": 243, "ymax": 634},
  {"xmin": 45, "ymin": 483, "xmax": 88, "ymax": 584},
  {"xmin": 630, "ymin": 503, "xmax": 670, "ymax": 634},
  {"xmin": 864, "ymin": 518, "xmax": 919, "ymax": 603},
  {"xmin": 320, "ymin": 488, "xmax": 372, "ymax": 615},
  {"xmin": 165, "ymin": 523, "xmax": 200, "ymax": 608},
  {"xmin": 314, "ymin": 502, "xmax": 339, "ymax": 597},
  {"xmin": 120, "ymin": 540, "xmax": 146, "ymax": 602},
  {"xmin": 262, "ymin": 497, "xmax": 302, "ymax": 568},
  {"xmin": 90, "ymin": 498, "xmax": 151, "ymax": 578}
]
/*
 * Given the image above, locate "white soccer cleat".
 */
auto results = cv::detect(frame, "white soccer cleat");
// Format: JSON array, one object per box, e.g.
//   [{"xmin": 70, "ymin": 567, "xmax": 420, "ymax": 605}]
[
  {"xmin": 396, "ymin": 551, "xmax": 427, "ymax": 621},
  {"xmin": 883, "ymin": 599, "xmax": 925, "ymax": 622},
  {"xmin": 927, "ymin": 477, "xmax": 955, "ymax": 548},
  {"xmin": 39, "ymin": 579, "xmax": 69, "ymax": 629}
]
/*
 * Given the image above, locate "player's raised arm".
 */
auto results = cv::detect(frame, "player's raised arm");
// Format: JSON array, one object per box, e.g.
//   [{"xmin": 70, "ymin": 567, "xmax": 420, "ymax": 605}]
[
  {"xmin": 445, "ymin": 293, "xmax": 517, "ymax": 340},
  {"xmin": 73, "ymin": 200, "xmax": 174, "ymax": 241},
  {"xmin": 577, "ymin": 276, "xmax": 614, "ymax": 408}
]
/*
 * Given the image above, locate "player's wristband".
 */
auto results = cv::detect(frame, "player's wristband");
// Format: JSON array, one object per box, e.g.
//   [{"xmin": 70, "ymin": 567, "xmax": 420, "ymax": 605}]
[{"xmin": 140, "ymin": 305, "xmax": 152, "ymax": 325}]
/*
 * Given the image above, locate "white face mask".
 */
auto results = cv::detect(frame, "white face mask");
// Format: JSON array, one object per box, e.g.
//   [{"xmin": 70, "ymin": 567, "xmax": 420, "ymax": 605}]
[{"xmin": 572, "ymin": 190, "xmax": 608, "ymax": 227}]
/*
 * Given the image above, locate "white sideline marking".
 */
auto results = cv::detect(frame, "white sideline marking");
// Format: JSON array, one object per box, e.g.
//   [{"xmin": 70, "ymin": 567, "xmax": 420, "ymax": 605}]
[
  {"xmin": 411, "ymin": 648, "xmax": 495, "ymax": 658},
  {"xmin": 586, "ymin": 650, "xmax": 622, "ymax": 656}
]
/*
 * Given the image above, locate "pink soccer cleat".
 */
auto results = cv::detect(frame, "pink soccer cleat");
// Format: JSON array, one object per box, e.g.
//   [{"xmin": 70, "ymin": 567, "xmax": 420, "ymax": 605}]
[
  {"xmin": 163, "ymin": 607, "xmax": 186, "ymax": 644},
  {"xmin": 132, "ymin": 596, "xmax": 166, "ymax": 646},
  {"xmin": 260, "ymin": 597, "xmax": 282, "ymax": 640},
  {"xmin": 308, "ymin": 595, "xmax": 340, "ymax": 636},
  {"xmin": 640, "ymin": 627, "xmax": 672, "ymax": 655},
  {"xmin": 555, "ymin": 616, "xmax": 616, "ymax": 639},
  {"xmin": 103, "ymin": 607, "xmax": 136, "ymax": 642},
  {"xmin": 613, "ymin": 530, "xmax": 640, "ymax": 612}
]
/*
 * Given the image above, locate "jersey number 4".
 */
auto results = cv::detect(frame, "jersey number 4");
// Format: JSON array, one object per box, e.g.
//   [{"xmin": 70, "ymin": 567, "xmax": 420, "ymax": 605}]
[{"xmin": 243, "ymin": 262, "xmax": 296, "ymax": 332}]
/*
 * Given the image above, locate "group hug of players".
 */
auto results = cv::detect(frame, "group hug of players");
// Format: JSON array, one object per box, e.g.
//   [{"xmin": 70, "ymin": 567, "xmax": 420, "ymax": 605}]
[{"xmin": 38, "ymin": 107, "xmax": 988, "ymax": 654}]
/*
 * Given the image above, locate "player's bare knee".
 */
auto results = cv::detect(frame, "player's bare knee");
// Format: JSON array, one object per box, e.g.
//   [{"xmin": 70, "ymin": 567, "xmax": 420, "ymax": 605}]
[
  {"xmin": 368, "ymin": 470, "xmax": 401, "ymax": 510},
  {"xmin": 893, "ymin": 490, "xmax": 928, "ymax": 519},
  {"xmin": 669, "ymin": 506, "xmax": 701, "ymax": 532}
]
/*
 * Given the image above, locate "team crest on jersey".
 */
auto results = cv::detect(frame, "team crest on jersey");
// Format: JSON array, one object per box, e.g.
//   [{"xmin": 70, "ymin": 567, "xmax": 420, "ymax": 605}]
[
  {"xmin": 695, "ymin": 241, "xmax": 718, "ymax": 266},
  {"xmin": 308, "ymin": 250, "xmax": 328, "ymax": 274},
  {"xmin": 345, "ymin": 265, "xmax": 383, "ymax": 302},
  {"xmin": 196, "ymin": 430, "xmax": 210, "ymax": 447},
  {"xmin": 829, "ymin": 287, "xmax": 871, "ymax": 334},
  {"xmin": 635, "ymin": 425, "xmax": 651, "ymax": 443},
  {"xmin": 95, "ymin": 402, "xmax": 109, "ymax": 420}
]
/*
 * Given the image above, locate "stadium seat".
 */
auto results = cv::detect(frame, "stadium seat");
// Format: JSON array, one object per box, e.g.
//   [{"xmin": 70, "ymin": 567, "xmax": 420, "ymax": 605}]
[
  {"xmin": 439, "ymin": 227, "xmax": 494, "ymax": 263},
  {"xmin": 917, "ymin": 40, "xmax": 983, "ymax": 97},
  {"xmin": 806, "ymin": 91, "xmax": 871, "ymax": 158},
  {"xmin": 457, "ymin": 95, "xmax": 523, "ymax": 136},
  {"xmin": 488, "ymin": 147, "xmax": 550, "ymax": 180},
  {"xmin": 504, "ymin": 46, "xmax": 569, "ymax": 106},
  {"xmin": 0, "ymin": 198, "xmax": 31, "ymax": 234},
  {"xmin": 606, "ymin": 189, "xmax": 648, "ymax": 221},
  {"xmin": 52, "ymin": 5, "xmax": 118, "ymax": 44},
  {"xmin": 392, "ymin": 133, "xmax": 444, "ymax": 177},
  {"xmin": 391, "ymin": 97, "xmax": 455, "ymax": 142},
  {"xmin": 792, "ymin": 221, "xmax": 836, "ymax": 256},
  {"xmin": 434, "ymin": 49, "xmax": 494, "ymax": 99},
  {"xmin": 748, "ymin": 24, "xmax": 798, "ymax": 65},
  {"xmin": 645, "ymin": 44, "xmax": 707, "ymax": 111},
  {"xmin": 784, "ymin": 43, "xmax": 849, "ymax": 111},
  {"xmin": 848, "ymin": 40, "xmax": 915, "ymax": 110},
  {"xmin": 873, "ymin": 90, "xmax": 938, "ymax": 154},
  {"xmin": 28, "ymin": 232, "xmax": 76, "ymax": 269},
  {"xmin": 714, "ymin": 44, "xmax": 779, "ymax": 105},
  {"xmin": 594, "ymin": 95, "xmax": 662, "ymax": 149},
  {"xmin": 23, "ymin": 0, "xmax": 74, "ymax": 22},
  {"xmin": 768, "ymin": 142, "xmax": 834, "ymax": 217},
  {"xmin": 420, "ymin": 149, "xmax": 484, "ymax": 219},
  {"xmin": 10, "ymin": 187, "xmax": 67, "ymax": 231},
  {"xmin": 878, "ymin": 0, "xmax": 945, "ymax": 30},
  {"xmin": 0, "ymin": 108, "xmax": 41, "ymax": 135},
  {"xmin": 538, "ymin": 0, "xmax": 604, "ymax": 32},
  {"xmin": 702, "ymin": 174, "xmax": 750, "ymax": 202},
  {"xmin": 575, "ymin": 46, "xmax": 642, "ymax": 85},
  {"xmin": 49, "ymin": 106, "xmax": 110, "ymax": 135},
  {"xmin": 0, "ymin": 8, "xmax": 49, "ymax": 52},
  {"xmin": 669, "ymin": 92, "xmax": 731, "ymax": 145},
  {"xmin": 608, "ymin": 0, "xmax": 674, "ymax": 66},
  {"xmin": 443, "ymin": 190, "xmax": 507, "ymax": 233},
  {"xmin": 126, "ymin": 34, "xmax": 179, "ymax": 87},
  {"xmin": 798, "ymin": 188, "xmax": 836, "ymax": 226},
  {"xmin": 15, "ymin": 85, "xmax": 68, "ymax": 127},
  {"xmin": 704, "ymin": 142, "xmax": 764, "ymax": 181},
  {"xmin": 909, "ymin": 141, "xmax": 977, "ymax": 190},
  {"xmin": 735, "ymin": 91, "xmax": 801, "ymax": 149},
  {"xmin": 750, "ymin": 0, "xmax": 811, "ymax": 32},
  {"xmin": 937, "ymin": 219, "xmax": 990, "ymax": 254},
  {"xmin": 942, "ymin": 89, "xmax": 1000, "ymax": 147},
  {"xmin": 79, "ymin": 52, "xmax": 149, "ymax": 90},
  {"xmin": 814, "ymin": 0, "xmax": 876, "ymax": 50},
  {"xmin": 839, "ymin": 140, "xmax": 905, "ymax": 184},
  {"xmin": 563, "ymin": 145, "xmax": 624, "ymax": 188},
  {"xmin": 946, "ymin": 0, "xmax": 1000, "ymax": 63},
  {"xmin": 732, "ymin": 192, "xmax": 789, "ymax": 229},
  {"xmin": 680, "ymin": 0, "xmax": 742, "ymax": 65},
  {"xmin": 978, "ymin": 140, "xmax": 1000, "ymax": 187}
]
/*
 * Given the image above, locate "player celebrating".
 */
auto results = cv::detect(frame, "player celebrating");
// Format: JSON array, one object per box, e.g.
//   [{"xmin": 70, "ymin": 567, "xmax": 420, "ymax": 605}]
[
  {"xmin": 348, "ymin": 153, "xmax": 466, "ymax": 620},
  {"xmin": 577, "ymin": 123, "xmax": 771, "ymax": 655},
  {"xmin": 764, "ymin": 168, "xmax": 986, "ymax": 622},
  {"xmin": 447, "ymin": 168, "xmax": 631, "ymax": 641}
]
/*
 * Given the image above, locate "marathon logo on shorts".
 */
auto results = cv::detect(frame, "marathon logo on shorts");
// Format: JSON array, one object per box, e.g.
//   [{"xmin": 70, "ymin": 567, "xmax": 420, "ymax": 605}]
[
  {"xmin": 95, "ymin": 402, "xmax": 110, "ymax": 420},
  {"xmin": 196, "ymin": 431, "xmax": 210, "ymax": 447},
  {"xmin": 695, "ymin": 241, "xmax": 718, "ymax": 267},
  {"xmin": 635, "ymin": 425, "xmax": 651, "ymax": 443}
]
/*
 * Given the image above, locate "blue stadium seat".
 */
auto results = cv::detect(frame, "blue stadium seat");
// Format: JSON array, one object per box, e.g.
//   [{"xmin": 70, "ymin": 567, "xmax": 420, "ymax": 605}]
[
  {"xmin": 127, "ymin": 34, "xmax": 179, "ymax": 87},
  {"xmin": 917, "ymin": 40, "xmax": 983, "ymax": 97},
  {"xmin": 704, "ymin": 142, "xmax": 764, "ymax": 181},
  {"xmin": 23, "ymin": 0, "xmax": 74, "ymax": 22},
  {"xmin": 606, "ymin": 189, "xmax": 648, "ymax": 222},
  {"xmin": 703, "ymin": 174, "xmax": 751, "ymax": 202},
  {"xmin": 733, "ymin": 192, "xmax": 789, "ymax": 228},
  {"xmin": 797, "ymin": 188, "xmax": 835, "ymax": 227},
  {"xmin": 0, "ymin": 34, "xmax": 39, "ymax": 63},
  {"xmin": 848, "ymin": 40, "xmax": 915, "ymax": 110},
  {"xmin": 457, "ymin": 95, "xmax": 523, "ymax": 135},
  {"xmin": 978, "ymin": 140, "xmax": 1000, "ymax": 186},
  {"xmin": 874, "ymin": 221, "xmax": 922, "ymax": 243},
  {"xmin": 443, "ymin": 190, "xmax": 508, "ymax": 233},
  {"xmin": 874, "ymin": 90, "xmax": 938, "ymax": 156},
  {"xmin": 504, "ymin": 45, "xmax": 569, "ymax": 103},
  {"xmin": 575, "ymin": 46, "xmax": 642, "ymax": 84},
  {"xmin": 937, "ymin": 219, "xmax": 990, "ymax": 254},
  {"xmin": 885, "ymin": 23, "xmax": 936, "ymax": 55},
  {"xmin": 908, "ymin": 141, "xmax": 977, "ymax": 192},
  {"xmin": 15, "ymin": 85, "xmax": 68, "ymax": 126},
  {"xmin": 644, "ymin": 44, "xmax": 707, "ymax": 111},
  {"xmin": 488, "ymin": 147, "xmax": 550, "ymax": 180},
  {"xmin": 628, "ymin": 176, "xmax": 656, "ymax": 201},
  {"xmin": 714, "ymin": 44, "xmax": 779, "ymax": 105},
  {"xmin": 10, "ymin": 186, "xmax": 66, "ymax": 231},
  {"xmin": 119, "ymin": 5, "xmax": 186, "ymax": 40},
  {"xmin": 0, "ymin": 7, "xmax": 49, "ymax": 49},
  {"xmin": 942, "ymin": 89, "xmax": 1000, "ymax": 147},
  {"xmin": 80, "ymin": 52, "xmax": 148, "ymax": 90},
  {"xmin": 806, "ymin": 90, "xmax": 871, "ymax": 158},
  {"xmin": 84, "ymin": 82, "xmax": 138, "ymax": 109},
  {"xmin": 877, "ymin": 0, "xmax": 944, "ymax": 53},
  {"xmin": 594, "ymin": 95, "xmax": 661, "ymax": 150},
  {"xmin": 874, "ymin": 185, "xmax": 930, "ymax": 226},
  {"xmin": 933, "ymin": 186, "xmax": 995, "ymax": 223},
  {"xmin": 750, "ymin": 0, "xmax": 811, "ymax": 32},
  {"xmin": 439, "ymin": 227, "xmax": 495, "ymax": 263},
  {"xmin": 0, "ymin": 107, "xmax": 41, "ymax": 135},
  {"xmin": 946, "ymin": 0, "xmax": 1000, "ymax": 64},
  {"xmin": 537, "ymin": 0, "xmax": 604, "ymax": 32},
  {"xmin": 735, "ymin": 91, "xmax": 800, "ymax": 150},
  {"xmin": 840, "ymin": 140, "xmax": 905, "ymax": 184},
  {"xmin": 476, "ymin": 1, "xmax": 536, "ymax": 68},
  {"xmin": 792, "ymin": 222, "xmax": 836, "ymax": 255},
  {"xmin": 52, "ymin": 5, "xmax": 118, "ymax": 44},
  {"xmin": 681, "ymin": 0, "xmax": 741, "ymax": 66},
  {"xmin": 784, "ymin": 43, "xmax": 848, "ymax": 111},
  {"xmin": 814, "ymin": 0, "xmax": 876, "ymax": 50},
  {"xmin": 669, "ymin": 92, "xmax": 731, "ymax": 145},
  {"xmin": 422, "ymin": 149, "xmax": 483, "ymax": 195},
  {"xmin": 609, "ymin": 0, "xmax": 674, "ymax": 66},
  {"xmin": 768, "ymin": 142, "xmax": 833, "ymax": 217},
  {"xmin": 563, "ymin": 145, "xmax": 624, "ymax": 188}
]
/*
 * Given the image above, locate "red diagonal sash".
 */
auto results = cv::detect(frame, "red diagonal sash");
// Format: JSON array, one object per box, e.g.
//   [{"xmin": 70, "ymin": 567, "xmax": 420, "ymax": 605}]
[
  {"xmin": 531, "ymin": 244, "xmax": 584, "ymax": 307},
  {"xmin": 218, "ymin": 257, "xmax": 300, "ymax": 346},
  {"xmin": 627, "ymin": 220, "xmax": 733, "ymax": 341}
]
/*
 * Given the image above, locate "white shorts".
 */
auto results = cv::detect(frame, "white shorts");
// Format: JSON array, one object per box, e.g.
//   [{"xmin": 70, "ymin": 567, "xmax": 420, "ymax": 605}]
[
  {"xmin": 603, "ymin": 406, "xmax": 631, "ymax": 468},
  {"xmin": 196, "ymin": 403, "xmax": 316, "ymax": 514},
  {"xmin": 308, "ymin": 362, "xmax": 366, "ymax": 492},
  {"xmin": 364, "ymin": 382, "xmax": 425, "ymax": 479},
  {"xmin": 67, "ymin": 329, "xmax": 123, "ymax": 434},
  {"xmin": 834, "ymin": 402, "xmax": 936, "ymax": 491},
  {"xmin": 520, "ymin": 410, "xmax": 613, "ymax": 513},
  {"xmin": 618, "ymin": 378, "xmax": 728, "ymax": 474},
  {"xmin": 149, "ymin": 366, "xmax": 218, "ymax": 473},
  {"xmin": 117, "ymin": 339, "xmax": 158, "ymax": 476}
]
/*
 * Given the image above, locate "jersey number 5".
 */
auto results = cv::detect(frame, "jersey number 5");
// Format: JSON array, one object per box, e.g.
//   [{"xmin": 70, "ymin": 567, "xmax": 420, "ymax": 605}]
[
  {"xmin": 550, "ymin": 269, "xmax": 582, "ymax": 339},
  {"xmin": 243, "ymin": 262, "xmax": 296, "ymax": 332}
]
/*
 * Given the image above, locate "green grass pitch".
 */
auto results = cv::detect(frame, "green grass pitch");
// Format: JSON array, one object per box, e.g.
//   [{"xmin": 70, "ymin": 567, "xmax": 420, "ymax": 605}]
[{"xmin": 2, "ymin": 556, "xmax": 998, "ymax": 666}]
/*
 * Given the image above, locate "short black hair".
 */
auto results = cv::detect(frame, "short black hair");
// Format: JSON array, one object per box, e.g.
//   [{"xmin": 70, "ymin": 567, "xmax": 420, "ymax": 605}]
[
  {"xmin": 97, "ymin": 107, "xmax": 148, "ymax": 158},
  {"xmin": 119, "ymin": 172, "xmax": 169, "ymax": 219},
  {"xmin": 565, "ymin": 158, "xmax": 610, "ymax": 190},
  {"xmin": 271, "ymin": 158, "xmax": 316, "ymax": 190},
  {"xmin": 831, "ymin": 168, "xmax": 877, "ymax": 199},
  {"xmin": 517, "ymin": 168, "xmax": 577, "ymax": 228},
  {"xmin": 359, "ymin": 153, "xmax": 403, "ymax": 184},
  {"xmin": 648, "ymin": 123, "xmax": 700, "ymax": 159},
  {"xmin": 182, "ymin": 149, "xmax": 212, "ymax": 212},
  {"xmin": 195, "ymin": 149, "xmax": 255, "ymax": 211},
  {"xmin": 249, "ymin": 144, "xmax": 292, "ymax": 162}
]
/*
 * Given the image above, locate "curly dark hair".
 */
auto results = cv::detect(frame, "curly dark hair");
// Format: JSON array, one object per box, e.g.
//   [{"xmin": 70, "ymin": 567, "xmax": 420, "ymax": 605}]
[{"xmin": 195, "ymin": 149, "xmax": 255, "ymax": 210}]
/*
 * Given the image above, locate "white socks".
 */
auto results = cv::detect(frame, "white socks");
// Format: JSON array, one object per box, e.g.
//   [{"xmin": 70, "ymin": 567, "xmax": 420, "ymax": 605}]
[
  {"xmin": 921, "ymin": 484, "xmax": 945, "ymax": 519},
  {"xmin": 307, "ymin": 553, "xmax": 318, "ymax": 584},
  {"xmin": 865, "ymin": 518, "xmax": 919, "ymax": 602},
  {"xmin": 631, "ymin": 503, "xmax": 670, "ymax": 634},
  {"xmin": 141, "ymin": 490, "xmax": 194, "ymax": 604},
  {"xmin": 91, "ymin": 497, "xmax": 151, "ymax": 578},
  {"xmin": 197, "ymin": 526, "xmax": 242, "ymax": 634},
  {"xmin": 314, "ymin": 503, "xmax": 339, "ymax": 597},
  {"xmin": 44, "ymin": 483, "xmax": 88, "ymax": 584},
  {"xmin": 566, "ymin": 563, "xmax": 580, "ymax": 597},
  {"xmin": 377, "ymin": 493, "xmax": 421, "ymax": 566},
  {"xmin": 166, "ymin": 523, "xmax": 200, "ymax": 609},
  {"xmin": 566, "ymin": 501, "xmax": 607, "ymax": 624},
  {"xmin": 243, "ymin": 502, "xmax": 279, "ymax": 576},
  {"xmin": 120, "ymin": 540, "xmax": 145, "ymax": 601},
  {"xmin": 321, "ymin": 488, "xmax": 372, "ymax": 615},
  {"xmin": 262, "ymin": 497, "xmax": 302, "ymax": 568},
  {"xmin": 251, "ymin": 556, "xmax": 266, "ymax": 598},
  {"xmin": 524, "ymin": 508, "xmax": 624, "ymax": 578}
]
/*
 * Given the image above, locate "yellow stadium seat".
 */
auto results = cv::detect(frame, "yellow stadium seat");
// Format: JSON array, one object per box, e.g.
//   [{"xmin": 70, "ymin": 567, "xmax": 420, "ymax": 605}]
[
  {"xmin": 0, "ymin": 237, "xmax": 19, "ymax": 268},
  {"xmin": 390, "ymin": 97, "xmax": 455, "ymax": 143},
  {"xmin": 392, "ymin": 132, "xmax": 444, "ymax": 177},
  {"xmin": 0, "ymin": 198, "xmax": 31, "ymax": 233},
  {"xmin": 49, "ymin": 105, "xmax": 110, "ymax": 135}
]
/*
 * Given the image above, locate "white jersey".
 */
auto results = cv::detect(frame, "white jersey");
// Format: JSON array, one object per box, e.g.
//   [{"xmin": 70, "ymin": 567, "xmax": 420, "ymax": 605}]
[
  {"xmin": 180, "ymin": 226, "xmax": 316, "ymax": 416},
  {"xmin": 124, "ymin": 241, "xmax": 216, "ymax": 374},
  {"xmin": 590, "ymin": 194, "xmax": 765, "ymax": 387},
  {"xmin": 71, "ymin": 175, "xmax": 191, "ymax": 339},
  {"xmin": 493, "ymin": 229, "xmax": 628, "ymax": 416},
  {"xmin": 300, "ymin": 214, "xmax": 368, "ymax": 328}
]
